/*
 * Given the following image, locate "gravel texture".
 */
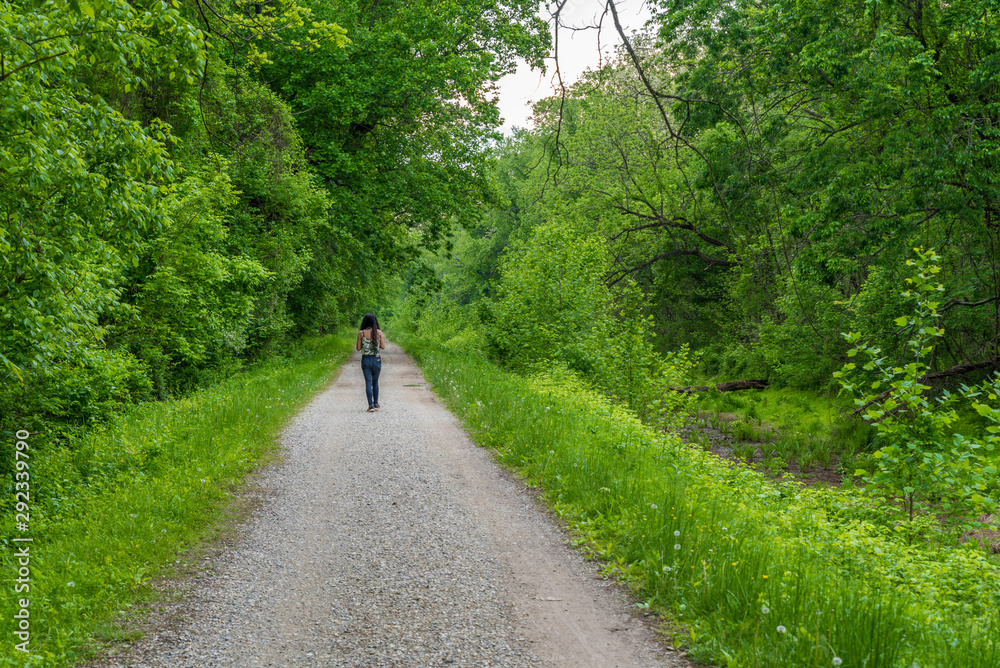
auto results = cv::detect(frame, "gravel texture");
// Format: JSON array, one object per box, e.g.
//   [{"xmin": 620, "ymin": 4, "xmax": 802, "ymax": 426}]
[{"xmin": 92, "ymin": 343, "xmax": 686, "ymax": 667}]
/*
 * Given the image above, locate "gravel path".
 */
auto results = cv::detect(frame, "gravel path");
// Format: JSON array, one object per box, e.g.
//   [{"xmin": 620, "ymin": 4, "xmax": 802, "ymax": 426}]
[{"xmin": 93, "ymin": 344, "xmax": 685, "ymax": 667}]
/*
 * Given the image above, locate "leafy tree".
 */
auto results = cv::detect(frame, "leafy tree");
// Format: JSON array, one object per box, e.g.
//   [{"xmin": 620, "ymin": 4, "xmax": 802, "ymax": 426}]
[
  {"xmin": 649, "ymin": 0, "xmax": 1000, "ymax": 380},
  {"xmin": 483, "ymin": 220, "xmax": 617, "ymax": 376},
  {"xmin": 0, "ymin": 0, "xmax": 201, "ymax": 380},
  {"xmin": 1, "ymin": 0, "xmax": 348, "ymax": 429},
  {"xmin": 111, "ymin": 158, "xmax": 268, "ymax": 394},
  {"xmin": 463, "ymin": 0, "xmax": 1000, "ymax": 389},
  {"xmin": 263, "ymin": 0, "xmax": 550, "ymax": 294},
  {"xmin": 481, "ymin": 219, "xmax": 694, "ymax": 425}
]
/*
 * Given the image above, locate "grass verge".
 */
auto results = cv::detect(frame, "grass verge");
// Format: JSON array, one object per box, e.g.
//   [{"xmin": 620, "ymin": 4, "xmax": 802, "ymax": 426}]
[
  {"xmin": 0, "ymin": 333, "xmax": 352, "ymax": 666},
  {"xmin": 399, "ymin": 336, "xmax": 1000, "ymax": 668}
]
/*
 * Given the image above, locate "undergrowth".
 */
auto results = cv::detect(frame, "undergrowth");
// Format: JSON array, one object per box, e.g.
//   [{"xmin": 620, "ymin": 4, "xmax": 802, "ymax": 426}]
[
  {"xmin": 399, "ymin": 335, "xmax": 1000, "ymax": 668},
  {"xmin": 0, "ymin": 333, "xmax": 352, "ymax": 666}
]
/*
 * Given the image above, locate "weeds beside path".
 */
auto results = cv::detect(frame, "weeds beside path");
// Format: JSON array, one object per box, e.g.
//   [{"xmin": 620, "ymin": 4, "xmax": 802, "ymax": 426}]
[
  {"xmin": 0, "ymin": 334, "xmax": 353, "ymax": 667},
  {"xmin": 398, "ymin": 339, "xmax": 1000, "ymax": 668}
]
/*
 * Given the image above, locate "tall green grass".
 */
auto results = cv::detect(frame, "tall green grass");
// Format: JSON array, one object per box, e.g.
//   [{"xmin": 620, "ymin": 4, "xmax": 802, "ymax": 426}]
[
  {"xmin": 0, "ymin": 334, "xmax": 352, "ymax": 666},
  {"xmin": 401, "ymin": 337, "xmax": 1000, "ymax": 668}
]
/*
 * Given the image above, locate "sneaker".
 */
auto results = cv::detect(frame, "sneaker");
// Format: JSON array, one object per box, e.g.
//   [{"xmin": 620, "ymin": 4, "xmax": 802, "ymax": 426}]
[
  {"xmin": 367, "ymin": 405, "xmax": 375, "ymax": 412},
  {"xmin": 374, "ymin": 403, "xmax": 380, "ymax": 410}
]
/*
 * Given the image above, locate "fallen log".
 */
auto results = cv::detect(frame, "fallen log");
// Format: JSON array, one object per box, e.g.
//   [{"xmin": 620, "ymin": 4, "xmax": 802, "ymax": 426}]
[
  {"xmin": 670, "ymin": 379, "xmax": 769, "ymax": 394},
  {"xmin": 716, "ymin": 379, "xmax": 769, "ymax": 392}
]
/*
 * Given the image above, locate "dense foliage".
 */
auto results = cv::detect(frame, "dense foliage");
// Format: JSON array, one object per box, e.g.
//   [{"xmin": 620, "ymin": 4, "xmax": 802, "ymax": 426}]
[
  {"xmin": 6, "ymin": 0, "xmax": 1000, "ymax": 663},
  {"xmin": 409, "ymin": 0, "xmax": 1000, "ymax": 393},
  {"xmin": 0, "ymin": 0, "xmax": 547, "ymax": 447}
]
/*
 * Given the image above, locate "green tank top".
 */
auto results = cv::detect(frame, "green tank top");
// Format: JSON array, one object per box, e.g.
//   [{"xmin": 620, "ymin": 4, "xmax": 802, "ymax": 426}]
[{"xmin": 360, "ymin": 331, "xmax": 379, "ymax": 356}]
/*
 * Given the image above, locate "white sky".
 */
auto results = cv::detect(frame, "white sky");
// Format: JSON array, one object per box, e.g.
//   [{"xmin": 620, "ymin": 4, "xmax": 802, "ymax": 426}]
[{"xmin": 496, "ymin": 0, "xmax": 653, "ymax": 134}]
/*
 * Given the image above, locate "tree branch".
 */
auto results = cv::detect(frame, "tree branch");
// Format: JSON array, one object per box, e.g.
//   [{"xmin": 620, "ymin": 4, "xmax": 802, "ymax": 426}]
[
  {"xmin": 608, "ymin": 248, "xmax": 738, "ymax": 285},
  {"xmin": 850, "ymin": 356, "xmax": 1000, "ymax": 417}
]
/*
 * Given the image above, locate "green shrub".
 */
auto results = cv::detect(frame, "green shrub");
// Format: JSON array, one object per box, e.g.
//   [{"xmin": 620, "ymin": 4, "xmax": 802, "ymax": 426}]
[
  {"xmin": 731, "ymin": 420, "xmax": 761, "ymax": 442},
  {"xmin": 480, "ymin": 219, "xmax": 695, "ymax": 431}
]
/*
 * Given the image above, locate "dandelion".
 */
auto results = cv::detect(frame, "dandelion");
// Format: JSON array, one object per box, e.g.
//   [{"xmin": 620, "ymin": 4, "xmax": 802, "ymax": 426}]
[
  {"xmin": 674, "ymin": 530, "xmax": 681, "ymax": 537},
  {"xmin": 761, "ymin": 606, "xmax": 770, "ymax": 615},
  {"xmin": 776, "ymin": 625, "xmax": 786, "ymax": 634},
  {"xmin": 651, "ymin": 504, "xmax": 657, "ymax": 509},
  {"xmin": 674, "ymin": 544, "xmax": 681, "ymax": 550},
  {"xmin": 663, "ymin": 566, "xmax": 672, "ymax": 572},
  {"xmin": 67, "ymin": 582, "xmax": 75, "ymax": 587},
  {"xmin": 832, "ymin": 659, "xmax": 843, "ymax": 667}
]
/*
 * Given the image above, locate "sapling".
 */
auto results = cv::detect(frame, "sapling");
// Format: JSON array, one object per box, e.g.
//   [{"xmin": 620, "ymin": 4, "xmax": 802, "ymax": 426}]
[{"xmin": 834, "ymin": 248, "xmax": 999, "ymax": 538}]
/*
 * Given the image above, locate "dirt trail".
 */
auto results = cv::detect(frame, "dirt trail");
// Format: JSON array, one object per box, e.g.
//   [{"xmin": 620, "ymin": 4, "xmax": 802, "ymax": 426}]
[{"xmin": 93, "ymin": 343, "xmax": 686, "ymax": 667}]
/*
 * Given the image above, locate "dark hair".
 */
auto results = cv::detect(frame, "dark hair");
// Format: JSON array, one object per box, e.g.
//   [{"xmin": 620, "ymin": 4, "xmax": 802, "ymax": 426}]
[{"xmin": 360, "ymin": 313, "xmax": 379, "ymax": 336}]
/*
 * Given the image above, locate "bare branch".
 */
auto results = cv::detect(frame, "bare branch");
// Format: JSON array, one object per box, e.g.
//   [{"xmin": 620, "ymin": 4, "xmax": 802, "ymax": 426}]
[{"xmin": 608, "ymin": 248, "xmax": 738, "ymax": 286}]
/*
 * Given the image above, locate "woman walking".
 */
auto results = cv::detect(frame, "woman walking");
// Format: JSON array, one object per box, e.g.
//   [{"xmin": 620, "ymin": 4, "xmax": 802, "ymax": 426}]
[{"xmin": 356, "ymin": 313, "xmax": 386, "ymax": 412}]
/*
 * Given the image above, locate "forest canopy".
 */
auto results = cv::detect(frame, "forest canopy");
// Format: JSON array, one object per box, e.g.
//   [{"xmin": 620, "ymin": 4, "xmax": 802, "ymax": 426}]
[
  {"xmin": 0, "ymin": 0, "xmax": 548, "ymax": 441},
  {"xmin": 405, "ymin": 0, "xmax": 1000, "ymax": 394}
]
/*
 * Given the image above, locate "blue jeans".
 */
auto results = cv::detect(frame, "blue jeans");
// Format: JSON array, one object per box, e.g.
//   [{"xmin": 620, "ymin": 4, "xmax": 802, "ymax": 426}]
[{"xmin": 361, "ymin": 354, "xmax": 381, "ymax": 407}]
